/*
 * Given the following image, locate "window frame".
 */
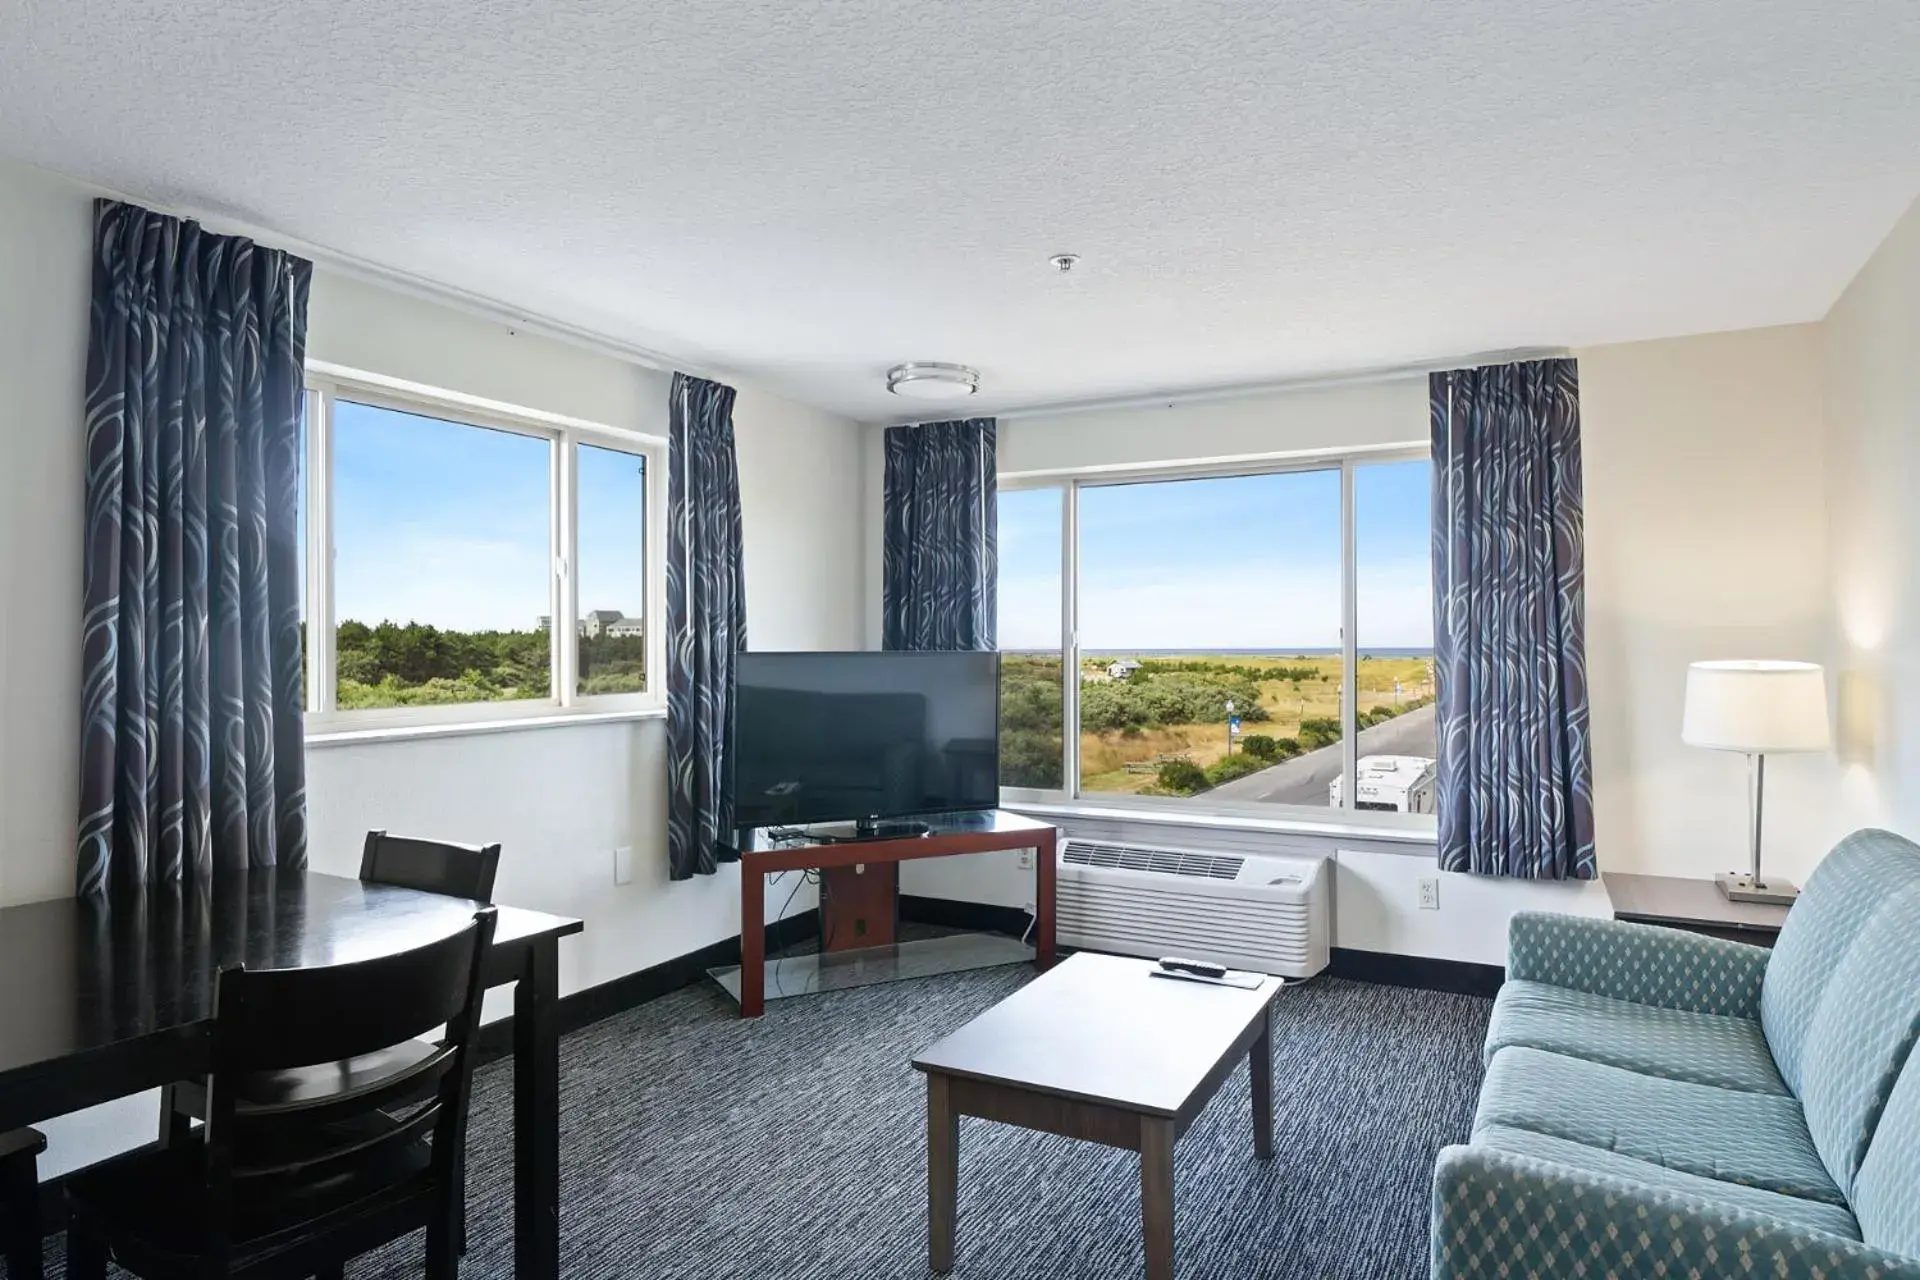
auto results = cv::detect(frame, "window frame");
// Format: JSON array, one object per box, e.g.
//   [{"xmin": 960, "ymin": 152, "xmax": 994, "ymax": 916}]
[
  {"xmin": 997, "ymin": 444, "xmax": 1435, "ymax": 834},
  {"xmin": 302, "ymin": 364, "xmax": 667, "ymax": 736}
]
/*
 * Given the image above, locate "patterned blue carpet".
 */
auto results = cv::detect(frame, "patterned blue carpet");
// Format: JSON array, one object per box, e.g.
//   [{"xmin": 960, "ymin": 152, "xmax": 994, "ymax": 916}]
[{"xmin": 29, "ymin": 967, "xmax": 1490, "ymax": 1280}]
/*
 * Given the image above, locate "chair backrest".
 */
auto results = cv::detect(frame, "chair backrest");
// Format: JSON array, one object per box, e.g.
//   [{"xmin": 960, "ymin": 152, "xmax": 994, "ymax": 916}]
[
  {"xmin": 360, "ymin": 830, "xmax": 501, "ymax": 903},
  {"xmin": 1760, "ymin": 829, "xmax": 1920, "ymax": 1195},
  {"xmin": 200, "ymin": 908, "xmax": 498, "ymax": 1262}
]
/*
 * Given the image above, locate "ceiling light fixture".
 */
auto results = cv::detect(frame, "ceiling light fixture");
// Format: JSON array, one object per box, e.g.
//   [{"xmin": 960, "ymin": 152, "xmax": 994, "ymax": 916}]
[
  {"xmin": 886, "ymin": 362, "xmax": 980, "ymax": 400},
  {"xmin": 1050, "ymin": 253, "xmax": 1080, "ymax": 273}
]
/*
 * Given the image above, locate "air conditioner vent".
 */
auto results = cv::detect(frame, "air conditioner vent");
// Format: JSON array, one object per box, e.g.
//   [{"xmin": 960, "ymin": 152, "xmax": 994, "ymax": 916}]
[
  {"xmin": 1055, "ymin": 839, "xmax": 1329, "ymax": 978},
  {"xmin": 1060, "ymin": 841, "xmax": 1244, "ymax": 881}
]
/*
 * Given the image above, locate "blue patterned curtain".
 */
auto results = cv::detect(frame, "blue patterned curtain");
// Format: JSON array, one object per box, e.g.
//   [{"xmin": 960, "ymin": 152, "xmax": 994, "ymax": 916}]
[
  {"xmin": 1431, "ymin": 358, "xmax": 1595, "ymax": 881},
  {"xmin": 78, "ymin": 200, "xmax": 311, "ymax": 895},
  {"xmin": 666, "ymin": 373, "xmax": 747, "ymax": 880},
  {"xmin": 882, "ymin": 419, "xmax": 996, "ymax": 651}
]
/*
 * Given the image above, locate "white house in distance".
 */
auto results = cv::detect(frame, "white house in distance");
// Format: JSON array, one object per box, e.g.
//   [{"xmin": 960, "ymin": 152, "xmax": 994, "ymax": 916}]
[
  {"xmin": 1106, "ymin": 659, "xmax": 1142, "ymax": 681},
  {"xmin": 540, "ymin": 611, "xmax": 642, "ymax": 638}
]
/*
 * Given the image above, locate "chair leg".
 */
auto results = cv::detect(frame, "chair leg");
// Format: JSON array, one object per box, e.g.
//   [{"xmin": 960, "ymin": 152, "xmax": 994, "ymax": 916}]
[
  {"xmin": 425, "ymin": 1213, "xmax": 459, "ymax": 1280},
  {"xmin": 3, "ymin": 1153, "xmax": 43, "ymax": 1280},
  {"xmin": 64, "ymin": 1214, "xmax": 109, "ymax": 1280}
]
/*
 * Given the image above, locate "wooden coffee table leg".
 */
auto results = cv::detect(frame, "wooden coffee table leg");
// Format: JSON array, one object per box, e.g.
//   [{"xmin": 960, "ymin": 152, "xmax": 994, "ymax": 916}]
[
  {"xmin": 1140, "ymin": 1117, "xmax": 1175, "ymax": 1280},
  {"xmin": 1251, "ymin": 1002, "xmax": 1274, "ymax": 1160},
  {"xmin": 928, "ymin": 1074, "xmax": 958, "ymax": 1274}
]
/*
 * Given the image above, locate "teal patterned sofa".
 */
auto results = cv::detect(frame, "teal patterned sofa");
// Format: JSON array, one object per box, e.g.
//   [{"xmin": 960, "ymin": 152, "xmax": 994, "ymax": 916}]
[{"xmin": 1432, "ymin": 829, "xmax": 1920, "ymax": 1279}]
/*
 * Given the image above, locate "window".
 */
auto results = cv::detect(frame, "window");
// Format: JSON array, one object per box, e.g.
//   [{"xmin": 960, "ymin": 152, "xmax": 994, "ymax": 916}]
[
  {"xmin": 302, "ymin": 371, "xmax": 665, "ymax": 730},
  {"xmin": 575, "ymin": 443, "xmax": 650, "ymax": 696},
  {"xmin": 999, "ymin": 451, "xmax": 1434, "ymax": 825},
  {"xmin": 996, "ymin": 487, "xmax": 1066, "ymax": 789}
]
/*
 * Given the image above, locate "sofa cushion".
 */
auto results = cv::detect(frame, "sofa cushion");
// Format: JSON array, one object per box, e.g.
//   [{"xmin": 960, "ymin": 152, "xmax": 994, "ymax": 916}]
[
  {"xmin": 1472, "ymin": 1124, "xmax": 1863, "ymax": 1240},
  {"xmin": 1762, "ymin": 828, "xmax": 1920, "ymax": 1095},
  {"xmin": 1853, "ymin": 1050, "xmax": 1920, "ymax": 1257},
  {"xmin": 1475, "ymin": 1047, "xmax": 1844, "ymax": 1205},
  {"xmin": 1797, "ymin": 878, "xmax": 1920, "ymax": 1196},
  {"xmin": 1487, "ymin": 979, "xmax": 1788, "ymax": 1095}
]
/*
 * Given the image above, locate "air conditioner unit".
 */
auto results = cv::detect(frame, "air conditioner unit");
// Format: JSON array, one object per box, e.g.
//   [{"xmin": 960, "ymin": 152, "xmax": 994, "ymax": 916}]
[{"xmin": 1056, "ymin": 839, "xmax": 1330, "ymax": 978}]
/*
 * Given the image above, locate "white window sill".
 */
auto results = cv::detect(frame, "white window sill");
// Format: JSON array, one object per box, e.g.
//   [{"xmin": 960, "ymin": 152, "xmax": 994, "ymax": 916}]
[
  {"xmin": 306, "ymin": 706, "xmax": 666, "ymax": 748},
  {"xmin": 1002, "ymin": 799, "xmax": 1439, "ymax": 848}
]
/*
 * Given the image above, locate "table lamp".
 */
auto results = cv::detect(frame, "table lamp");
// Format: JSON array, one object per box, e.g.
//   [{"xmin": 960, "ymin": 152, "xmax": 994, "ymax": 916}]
[{"xmin": 1681, "ymin": 660, "xmax": 1830, "ymax": 904}]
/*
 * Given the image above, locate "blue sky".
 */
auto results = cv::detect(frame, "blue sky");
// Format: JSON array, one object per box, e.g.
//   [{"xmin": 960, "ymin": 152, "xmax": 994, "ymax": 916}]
[
  {"xmin": 316, "ymin": 400, "xmax": 1427, "ymax": 647},
  {"xmin": 328, "ymin": 401, "xmax": 645, "ymax": 632},
  {"xmin": 999, "ymin": 460, "xmax": 1433, "ymax": 651}
]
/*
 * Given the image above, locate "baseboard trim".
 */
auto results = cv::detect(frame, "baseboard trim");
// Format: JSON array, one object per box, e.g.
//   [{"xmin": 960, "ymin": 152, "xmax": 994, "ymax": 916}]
[
  {"xmin": 897, "ymin": 894, "xmax": 1030, "ymax": 938},
  {"xmin": 1328, "ymin": 947, "xmax": 1505, "ymax": 998},
  {"xmin": 475, "ymin": 907, "xmax": 821, "ymax": 1062},
  {"xmin": 474, "ymin": 911, "xmax": 1503, "ymax": 1062}
]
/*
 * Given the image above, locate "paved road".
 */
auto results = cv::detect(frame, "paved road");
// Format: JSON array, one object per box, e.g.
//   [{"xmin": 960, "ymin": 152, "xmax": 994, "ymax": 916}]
[{"xmin": 1206, "ymin": 704, "xmax": 1438, "ymax": 806}]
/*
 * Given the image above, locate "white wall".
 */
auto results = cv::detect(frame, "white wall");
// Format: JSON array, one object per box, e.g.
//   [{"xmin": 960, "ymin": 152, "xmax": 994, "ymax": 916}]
[
  {"xmin": 0, "ymin": 160, "xmax": 89, "ymax": 910},
  {"xmin": 1824, "ymin": 194, "xmax": 1920, "ymax": 837},
  {"xmin": 0, "ymin": 155, "xmax": 867, "ymax": 1174},
  {"xmin": 997, "ymin": 376, "xmax": 1427, "ymax": 476}
]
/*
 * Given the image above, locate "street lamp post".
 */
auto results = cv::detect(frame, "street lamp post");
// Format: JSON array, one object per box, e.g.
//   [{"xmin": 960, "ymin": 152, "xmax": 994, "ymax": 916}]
[{"xmin": 1225, "ymin": 699, "xmax": 1236, "ymax": 757}]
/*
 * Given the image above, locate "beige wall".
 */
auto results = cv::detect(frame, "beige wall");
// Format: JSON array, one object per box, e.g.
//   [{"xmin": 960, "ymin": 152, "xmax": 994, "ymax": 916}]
[
  {"xmin": 1579, "ymin": 325, "xmax": 1842, "ymax": 881},
  {"xmin": 1824, "ymin": 194, "xmax": 1920, "ymax": 837}
]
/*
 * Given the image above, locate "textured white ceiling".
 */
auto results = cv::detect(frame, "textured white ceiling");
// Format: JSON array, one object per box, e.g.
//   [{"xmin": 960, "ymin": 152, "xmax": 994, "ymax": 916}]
[{"xmin": 2, "ymin": 0, "xmax": 1916, "ymax": 420}]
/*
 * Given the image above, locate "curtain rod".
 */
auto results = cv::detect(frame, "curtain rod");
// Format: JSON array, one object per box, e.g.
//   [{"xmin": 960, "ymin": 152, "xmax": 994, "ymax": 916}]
[
  {"xmin": 35, "ymin": 159, "xmax": 736, "ymax": 387},
  {"xmin": 879, "ymin": 346, "xmax": 1572, "ymax": 428}
]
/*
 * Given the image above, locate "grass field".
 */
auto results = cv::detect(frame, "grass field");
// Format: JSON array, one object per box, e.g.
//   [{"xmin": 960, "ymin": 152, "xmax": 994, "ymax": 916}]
[{"xmin": 1078, "ymin": 653, "xmax": 1434, "ymax": 795}]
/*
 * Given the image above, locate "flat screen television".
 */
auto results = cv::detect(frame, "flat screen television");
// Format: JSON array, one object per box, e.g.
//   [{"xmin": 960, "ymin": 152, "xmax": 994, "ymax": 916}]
[{"xmin": 731, "ymin": 651, "xmax": 1001, "ymax": 832}]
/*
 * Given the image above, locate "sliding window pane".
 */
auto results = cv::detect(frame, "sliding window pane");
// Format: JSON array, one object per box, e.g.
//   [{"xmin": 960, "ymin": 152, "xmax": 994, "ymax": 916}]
[
  {"xmin": 997, "ymin": 486, "xmax": 1065, "ymax": 789},
  {"xmin": 576, "ymin": 442, "xmax": 648, "ymax": 695},
  {"xmin": 331, "ymin": 400, "xmax": 552, "ymax": 709},
  {"xmin": 1076, "ymin": 470, "xmax": 1343, "ymax": 805},
  {"xmin": 1347, "ymin": 459, "xmax": 1437, "ymax": 817}
]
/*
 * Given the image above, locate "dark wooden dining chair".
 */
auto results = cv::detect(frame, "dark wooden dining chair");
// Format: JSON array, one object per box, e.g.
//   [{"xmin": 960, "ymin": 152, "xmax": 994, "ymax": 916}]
[
  {"xmin": 164, "ymin": 831, "xmax": 502, "ymax": 1132},
  {"xmin": 360, "ymin": 831, "xmax": 502, "ymax": 904},
  {"xmin": 66, "ymin": 907, "xmax": 498, "ymax": 1280},
  {"xmin": 1, "ymin": 1126, "xmax": 47, "ymax": 1280}
]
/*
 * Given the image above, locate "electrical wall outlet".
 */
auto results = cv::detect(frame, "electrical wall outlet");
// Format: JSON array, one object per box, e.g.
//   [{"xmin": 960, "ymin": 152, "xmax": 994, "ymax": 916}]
[
  {"xmin": 1417, "ymin": 876, "xmax": 1440, "ymax": 910},
  {"xmin": 613, "ymin": 846, "xmax": 634, "ymax": 886},
  {"xmin": 1017, "ymin": 848, "xmax": 1035, "ymax": 871}
]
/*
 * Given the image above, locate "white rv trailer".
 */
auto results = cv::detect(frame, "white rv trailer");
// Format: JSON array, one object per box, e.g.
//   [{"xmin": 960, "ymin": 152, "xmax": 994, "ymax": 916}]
[{"xmin": 1328, "ymin": 755, "xmax": 1438, "ymax": 814}]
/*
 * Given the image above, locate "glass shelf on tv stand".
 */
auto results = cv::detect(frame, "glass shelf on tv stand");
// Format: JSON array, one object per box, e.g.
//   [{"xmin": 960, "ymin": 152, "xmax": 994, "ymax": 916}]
[{"xmin": 709, "ymin": 931, "xmax": 1034, "ymax": 1006}]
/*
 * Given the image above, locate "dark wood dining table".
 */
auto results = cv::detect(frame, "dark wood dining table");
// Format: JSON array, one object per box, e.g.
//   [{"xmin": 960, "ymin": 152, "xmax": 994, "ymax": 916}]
[{"xmin": 0, "ymin": 869, "xmax": 582, "ymax": 1280}]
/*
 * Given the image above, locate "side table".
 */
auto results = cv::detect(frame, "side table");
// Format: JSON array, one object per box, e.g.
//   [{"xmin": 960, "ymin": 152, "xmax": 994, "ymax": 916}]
[{"xmin": 1603, "ymin": 871, "xmax": 1790, "ymax": 947}]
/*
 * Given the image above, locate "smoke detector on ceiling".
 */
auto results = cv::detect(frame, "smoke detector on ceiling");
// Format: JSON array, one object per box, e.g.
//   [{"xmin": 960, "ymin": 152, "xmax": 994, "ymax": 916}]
[{"xmin": 886, "ymin": 362, "xmax": 979, "ymax": 401}]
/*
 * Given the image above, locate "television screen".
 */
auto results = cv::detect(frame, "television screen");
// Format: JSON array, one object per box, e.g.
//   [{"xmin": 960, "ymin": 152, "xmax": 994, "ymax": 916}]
[{"xmin": 732, "ymin": 651, "xmax": 1002, "ymax": 829}]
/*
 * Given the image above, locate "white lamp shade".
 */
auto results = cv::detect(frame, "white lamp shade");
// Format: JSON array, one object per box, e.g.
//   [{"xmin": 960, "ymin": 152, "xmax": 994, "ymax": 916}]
[{"xmin": 1682, "ymin": 660, "xmax": 1831, "ymax": 753}]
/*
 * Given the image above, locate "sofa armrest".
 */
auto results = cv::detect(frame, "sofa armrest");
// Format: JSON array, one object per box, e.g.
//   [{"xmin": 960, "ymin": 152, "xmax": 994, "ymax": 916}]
[
  {"xmin": 1506, "ymin": 910, "xmax": 1769, "ymax": 1018},
  {"xmin": 1433, "ymin": 1144, "xmax": 1920, "ymax": 1280}
]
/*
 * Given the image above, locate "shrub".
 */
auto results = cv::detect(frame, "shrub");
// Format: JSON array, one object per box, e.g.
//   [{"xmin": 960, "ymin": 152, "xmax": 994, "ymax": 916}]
[
  {"xmin": 1205, "ymin": 753, "xmax": 1270, "ymax": 785},
  {"xmin": 1272, "ymin": 737, "xmax": 1301, "ymax": 759},
  {"xmin": 1155, "ymin": 759, "xmax": 1209, "ymax": 795},
  {"xmin": 1298, "ymin": 717, "xmax": 1341, "ymax": 750},
  {"xmin": 1241, "ymin": 734, "xmax": 1278, "ymax": 761}
]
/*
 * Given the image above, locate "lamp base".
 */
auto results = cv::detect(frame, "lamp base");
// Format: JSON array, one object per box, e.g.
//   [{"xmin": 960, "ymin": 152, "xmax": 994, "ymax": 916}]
[{"xmin": 1716, "ymin": 871, "xmax": 1800, "ymax": 906}]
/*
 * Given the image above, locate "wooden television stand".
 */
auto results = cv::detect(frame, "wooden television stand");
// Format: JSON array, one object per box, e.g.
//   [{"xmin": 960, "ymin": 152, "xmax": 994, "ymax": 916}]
[{"xmin": 725, "ymin": 810, "xmax": 1059, "ymax": 1018}]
